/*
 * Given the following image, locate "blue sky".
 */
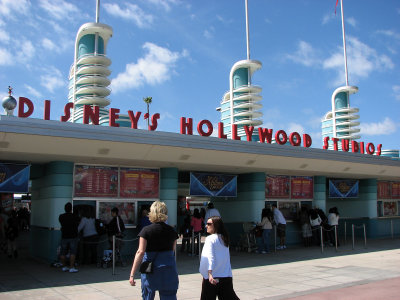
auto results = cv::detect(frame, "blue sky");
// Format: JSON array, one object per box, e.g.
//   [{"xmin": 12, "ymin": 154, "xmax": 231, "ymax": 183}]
[{"xmin": 0, "ymin": 0, "xmax": 399, "ymax": 151}]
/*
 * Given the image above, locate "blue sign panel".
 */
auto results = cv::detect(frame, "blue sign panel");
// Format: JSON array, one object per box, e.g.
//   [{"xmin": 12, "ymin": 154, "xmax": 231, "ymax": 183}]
[
  {"xmin": 0, "ymin": 163, "xmax": 30, "ymax": 193},
  {"xmin": 190, "ymin": 172, "xmax": 237, "ymax": 197},
  {"xmin": 329, "ymin": 179, "xmax": 359, "ymax": 198}
]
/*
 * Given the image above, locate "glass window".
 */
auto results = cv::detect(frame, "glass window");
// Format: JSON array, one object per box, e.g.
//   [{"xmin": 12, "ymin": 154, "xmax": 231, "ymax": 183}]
[
  {"xmin": 278, "ymin": 201, "xmax": 300, "ymax": 221},
  {"xmin": 383, "ymin": 201, "xmax": 397, "ymax": 217},
  {"xmin": 98, "ymin": 201, "xmax": 135, "ymax": 226}
]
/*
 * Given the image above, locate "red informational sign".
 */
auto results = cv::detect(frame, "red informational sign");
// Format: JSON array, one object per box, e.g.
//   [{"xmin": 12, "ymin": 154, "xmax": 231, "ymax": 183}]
[
  {"xmin": 0, "ymin": 193, "xmax": 13, "ymax": 212},
  {"xmin": 291, "ymin": 176, "xmax": 314, "ymax": 199},
  {"xmin": 391, "ymin": 182, "xmax": 400, "ymax": 199},
  {"xmin": 120, "ymin": 168, "xmax": 159, "ymax": 198},
  {"xmin": 74, "ymin": 165, "xmax": 118, "ymax": 197},
  {"xmin": 266, "ymin": 175, "xmax": 290, "ymax": 198},
  {"xmin": 377, "ymin": 181, "xmax": 391, "ymax": 199}
]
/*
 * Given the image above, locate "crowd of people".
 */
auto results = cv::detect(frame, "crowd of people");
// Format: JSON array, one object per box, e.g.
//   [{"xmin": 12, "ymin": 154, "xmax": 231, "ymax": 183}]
[{"xmin": 0, "ymin": 205, "xmax": 31, "ymax": 259}]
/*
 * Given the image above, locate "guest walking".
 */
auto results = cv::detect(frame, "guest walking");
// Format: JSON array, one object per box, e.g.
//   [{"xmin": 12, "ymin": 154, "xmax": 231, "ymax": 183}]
[
  {"xmin": 129, "ymin": 201, "xmax": 179, "ymax": 300},
  {"xmin": 199, "ymin": 216, "xmax": 239, "ymax": 300}
]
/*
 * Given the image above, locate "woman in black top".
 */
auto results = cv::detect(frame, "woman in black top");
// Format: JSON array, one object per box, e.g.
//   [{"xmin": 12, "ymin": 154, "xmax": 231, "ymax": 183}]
[{"xmin": 129, "ymin": 201, "xmax": 179, "ymax": 299}]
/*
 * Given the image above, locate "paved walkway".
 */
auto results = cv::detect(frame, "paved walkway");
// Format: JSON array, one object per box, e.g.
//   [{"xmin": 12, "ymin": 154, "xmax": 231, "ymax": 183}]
[{"xmin": 1, "ymin": 232, "xmax": 400, "ymax": 299}]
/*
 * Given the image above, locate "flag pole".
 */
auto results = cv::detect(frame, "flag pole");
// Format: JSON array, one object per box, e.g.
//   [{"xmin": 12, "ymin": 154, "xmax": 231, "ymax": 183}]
[
  {"xmin": 340, "ymin": 0, "xmax": 349, "ymax": 86},
  {"xmin": 245, "ymin": 0, "xmax": 250, "ymax": 61}
]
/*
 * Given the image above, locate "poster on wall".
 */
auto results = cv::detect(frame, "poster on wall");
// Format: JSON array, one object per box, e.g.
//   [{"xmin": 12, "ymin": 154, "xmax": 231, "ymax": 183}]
[
  {"xmin": 0, "ymin": 163, "xmax": 30, "ymax": 193},
  {"xmin": 291, "ymin": 176, "xmax": 313, "ymax": 199},
  {"xmin": 0, "ymin": 193, "xmax": 13, "ymax": 212},
  {"xmin": 190, "ymin": 172, "xmax": 237, "ymax": 197},
  {"xmin": 377, "ymin": 181, "xmax": 391, "ymax": 199},
  {"xmin": 98, "ymin": 201, "xmax": 135, "ymax": 226},
  {"xmin": 391, "ymin": 182, "xmax": 400, "ymax": 199},
  {"xmin": 383, "ymin": 201, "xmax": 397, "ymax": 216},
  {"xmin": 74, "ymin": 165, "xmax": 118, "ymax": 197},
  {"xmin": 329, "ymin": 179, "xmax": 359, "ymax": 198},
  {"xmin": 265, "ymin": 175, "xmax": 290, "ymax": 199},
  {"xmin": 120, "ymin": 168, "xmax": 159, "ymax": 198}
]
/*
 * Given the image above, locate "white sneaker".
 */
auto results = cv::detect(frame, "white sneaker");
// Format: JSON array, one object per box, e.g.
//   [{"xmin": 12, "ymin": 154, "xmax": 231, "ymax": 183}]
[
  {"xmin": 276, "ymin": 246, "xmax": 282, "ymax": 250},
  {"xmin": 61, "ymin": 267, "xmax": 69, "ymax": 272},
  {"xmin": 69, "ymin": 267, "xmax": 78, "ymax": 273},
  {"xmin": 283, "ymin": 245, "xmax": 287, "ymax": 249},
  {"xmin": 261, "ymin": 251, "xmax": 267, "ymax": 254}
]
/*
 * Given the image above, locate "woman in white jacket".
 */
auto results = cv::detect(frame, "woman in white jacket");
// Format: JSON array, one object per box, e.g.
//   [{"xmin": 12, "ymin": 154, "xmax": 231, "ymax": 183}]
[{"xmin": 199, "ymin": 216, "xmax": 239, "ymax": 300}]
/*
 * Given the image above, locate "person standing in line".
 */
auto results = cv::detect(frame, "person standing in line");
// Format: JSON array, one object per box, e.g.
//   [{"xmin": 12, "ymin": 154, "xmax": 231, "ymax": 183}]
[
  {"xmin": 204, "ymin": 202, "xmax": 221, "ymax": 226},
  {"xmin": 327, "ymin": 207, "xmax": 340, "ymax": 247},
  {"xmin": 199, "ymin": 216, "xmax": 240, "ymax": 300},
  {"xmin": 129, "ymin": 201, "xmax": 179, "ymax": 300},
  {"xmin": 6, "ymin": 210, "xmax": 19, "ymax": 258},
  {"xmin": 191, "ymin": 208, "xmax": 203, "ymax": 255},
  {"xmin": 107, "ymin": 207, "xmax": 125, "ymax": 254},
  {"xmin": 77, "ymin": 207, "xmax": 98, "ymax": 264},
  {"xmin": 59, "ymin": 202, "xmax": 80, "ymax": 272},
  {"xmin": 272, "ymin": 204, "xmax": 287, "ymax": 250},
  {"xmin": 257, "ymin": 208, "xmax": 273, "ymax": 253}
]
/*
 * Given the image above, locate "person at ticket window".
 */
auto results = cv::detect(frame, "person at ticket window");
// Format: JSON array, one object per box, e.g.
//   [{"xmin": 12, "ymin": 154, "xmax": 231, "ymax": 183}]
[{"xmin": 107, "ymin": 207, "xmax": 125, "ymax": 257}]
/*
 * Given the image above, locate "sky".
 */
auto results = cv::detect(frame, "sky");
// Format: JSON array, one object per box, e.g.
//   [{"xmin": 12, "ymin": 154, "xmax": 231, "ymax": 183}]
[{"xmin": 0, "ymin": 0, "xmax": 399, "ymax": 151}]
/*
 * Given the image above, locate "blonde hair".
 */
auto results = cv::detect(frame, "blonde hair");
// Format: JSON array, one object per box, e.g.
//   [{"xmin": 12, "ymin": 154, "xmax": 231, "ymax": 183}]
[{"xmin": 149, "ymin": 201, "xmax": 168, "ymax": 223}]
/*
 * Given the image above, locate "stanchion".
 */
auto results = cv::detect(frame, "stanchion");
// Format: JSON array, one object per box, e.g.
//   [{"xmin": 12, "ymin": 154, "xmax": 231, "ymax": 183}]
[
  {"xmin": 320, "ymin": 226, "xmax": 324, "ymax": 253},
  {"xmin": 391, "ymin": 220, "xmax": 394, "ymax": 239},
  {"xmin": 112, "ymin": 235, "xmax": 116, "ymax": 275},
  {"xmin": 334, "ymin": 225, "xmax": 338, "ymax": 251},
  {"xmin": 344, "ymin": 221, "xmax": 347, "ymax": 245},
  {"xmin": 274, "ymin": 225, "xmax": 277, "ymax": 253},
  {"xmin": 352, "ymin": 224, "xmax": 355, "ymax": 250},
  {"xmin": 191, "ymin": 231, "xmax": 195, "ymax": 256},
  {"xmin": 363, "ymin": 224, "xmax": 367, "ymax": 248},
  {"xmin": 198, "ymin": 232, "xmax": 202, "ymax": 262}
]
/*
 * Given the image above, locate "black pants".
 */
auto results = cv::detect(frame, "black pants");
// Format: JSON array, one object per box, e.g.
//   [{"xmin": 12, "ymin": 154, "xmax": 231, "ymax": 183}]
[
  {"xmin": 82, "ymin": 235, "xmax": 99, "ymax": 264},
  {"xmin": 201, "ymin": 277, "xmax": 240, "ymax": 300}
]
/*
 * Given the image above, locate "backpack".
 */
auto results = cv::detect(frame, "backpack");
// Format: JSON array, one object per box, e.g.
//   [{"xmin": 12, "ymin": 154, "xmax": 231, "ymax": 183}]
[{"xmin": 95, "ymin": 219, "xmax": 107, "ymax": 235}]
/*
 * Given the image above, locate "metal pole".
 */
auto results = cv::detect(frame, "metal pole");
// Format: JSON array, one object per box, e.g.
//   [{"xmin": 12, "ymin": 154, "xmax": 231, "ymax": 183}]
[
  {"xmin": 112, "ymin": 235, "xmax": 116, "ymax": 275},
  {"xmin": 344, "ymin": 221, "xmax": 347, "ymax": 245},
  {"xmin": 352, "ymin": 224, "xmax": 355, "ymax": 250},
  {"xmin": 274, "ymin": 225, "xmax": 277, "ymax": 252},
  {"xmin": 363, "ymin": 224, "xmax": 367, "ymax": 248},
  {"xmin": 335, "ymin": 225, "xmax": 338, "ymax": 251},
  {"xmin": 340, "ymin": 0, "xmax": 349, "ymax": 86},
  {"xmin": 320, "ymin": 226, "xmax": 324, "ymax": 253},
  {"xmin": 391, "ymin": 220, "xmax": 394, "ymax": 239},
  {"xmin": 245, "ymin": 0, "xmax": 250, "ymax": 60},
  {"xmin": 96, "ymin": 0, "xmax": 100, "ymax": 23},
  {"xmin": 191, "ymin": 231, "xmax": 195, "ymax": 256},
  {"xmin": 198, "ymin": 232, "xmax": 201, "ymax": 262}
]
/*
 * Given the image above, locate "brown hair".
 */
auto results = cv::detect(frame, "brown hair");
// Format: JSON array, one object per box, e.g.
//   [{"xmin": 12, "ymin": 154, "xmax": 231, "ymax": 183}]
[{"xmin": 209, "ymin": 216, "xmax": 230, "ymax": 247}]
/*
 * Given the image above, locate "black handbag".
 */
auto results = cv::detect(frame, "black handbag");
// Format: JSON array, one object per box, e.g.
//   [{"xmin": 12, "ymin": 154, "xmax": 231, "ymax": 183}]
[{"xmin": 139, "ymin": 252, "xmax": 159, "ymax": 274}]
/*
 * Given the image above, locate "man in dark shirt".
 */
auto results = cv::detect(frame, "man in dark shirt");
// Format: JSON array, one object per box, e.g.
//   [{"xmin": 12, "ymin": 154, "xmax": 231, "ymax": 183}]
[{"xmin": 59, "ymin": 202, "xmax": 80, "ymax": 273}]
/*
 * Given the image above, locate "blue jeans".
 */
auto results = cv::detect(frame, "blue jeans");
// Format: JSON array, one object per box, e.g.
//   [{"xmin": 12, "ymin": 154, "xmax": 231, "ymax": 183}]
[
  {"xmin": 262, "ymin": 229, "xmax": 271, "ymax": 252},
  {"xmin": 142, "ymin": 288, "xmax": 177, "ymax": 300}
]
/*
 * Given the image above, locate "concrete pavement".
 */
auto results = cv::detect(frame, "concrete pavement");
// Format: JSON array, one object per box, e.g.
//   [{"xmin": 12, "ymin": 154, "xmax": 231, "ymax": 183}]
[{"xmin": 1, "ymin": 232, "xmax": 400, "ymax": 299}]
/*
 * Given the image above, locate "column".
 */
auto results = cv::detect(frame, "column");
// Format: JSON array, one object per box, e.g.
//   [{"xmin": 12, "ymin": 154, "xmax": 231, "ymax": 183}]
[
  {"xmin": 160, "ymin": 168, "xmax": 178, "ymax": 229},
  {"xmin": 313, "ymin": 176, "xmax": 326, "ymax": 212}
]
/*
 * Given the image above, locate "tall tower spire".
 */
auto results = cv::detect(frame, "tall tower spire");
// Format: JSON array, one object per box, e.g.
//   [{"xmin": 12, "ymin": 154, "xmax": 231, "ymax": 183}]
[
  {"xmin": 321, "ymin": 0, "xmax": 360, "ymax": 151},
  {"xmin": 68, "ymin": 0, "xmax": 113, "ymax": 124},
  {"xmin": 217, "ymin": 0, "xmax": 263, "ymax": 141}
]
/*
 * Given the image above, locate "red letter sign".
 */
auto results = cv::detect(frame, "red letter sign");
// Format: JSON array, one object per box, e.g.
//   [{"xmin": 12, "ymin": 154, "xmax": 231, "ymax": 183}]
[
  {"xmin": 109, "ymin": 108, "xmax": 120, "ymax": 127},
  {"xmin": 244, "ymin": 125, "xmax": 254, "ymax": 142},
  {"xmin": 218, "ymin": 122, "xmax": 227, "ymax": 139},
  {"xmin": 83, "ymin": 105, "xmax": 99, "ymax": 125},
  {"xmin": 289, "ymin": 132, "xmax": 301, "ymax": 146},
  {"xmin": 180, "ymin": 117, "xmax": 193, "ymax": 135},
  {"xmin": 18, "ymin": 97, "xmax": 34, "ymax": 118},
  {"xmin": 60, "ymin": 102, "xmax": 74, "ymax": 122},
  {"xmin": 258, "ymin": 127, "xmax": 273, "ymax": 144},
  {"xmin": 303, "ymin": 134, "xmax": 312, "ymax": 148},
  {"xmin": 44, "ymin": 100, "xmax": 51, "ymax": 120},
  {"xmin": 127, "ymin": 111, "xmax": 141, "ymax": 129},
  {"xmin": 197, "ymin": 120, "xmax": 213, "ymax": 137},
  {"xmin": 275, "ymin": 130, "xmax": 287, "ymax": 145}
]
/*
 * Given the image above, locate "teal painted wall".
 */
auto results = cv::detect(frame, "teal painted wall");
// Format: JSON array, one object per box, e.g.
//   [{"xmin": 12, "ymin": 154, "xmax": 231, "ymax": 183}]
[
  {"xmin": 335, "ymin": 91, "xmax": 348, "ymax": 109},
  {"xmin": 313, "ymin": 176, "xmax": 326, "ymax": 211},
  {"xmin": 233, "ymin": 68, "xmax": 248, "ymax": 89},
  {"xmin": 160, "ymin": 168, "xmax": 178, "ymax": 229},
  {"xmin": 78, "ymin": 34, "xmax": 105, "ymax": 58},
  {"xmin": 30, "ymin": 161, "xmax": 74, "ymax": 262}
]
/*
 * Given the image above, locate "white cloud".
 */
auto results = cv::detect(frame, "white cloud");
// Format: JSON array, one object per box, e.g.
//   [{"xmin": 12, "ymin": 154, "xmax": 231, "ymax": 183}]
[
  {"xmin": 42, "ymin": 38, "xmax": 57, "ymax": 51},
  {"xmin": 16, "ymin": 40, "xmax": 35, "ymax": 63},
  {"xmin": 287, "ymin": 122, "xmax": 305, "ymax": 134},
  {"xmin": 0, "ymin": 28, "xmax": 10, "ymax": 44},
  {"xmin": 111, "ymin": 42, "xmax": 183, "ymax": 92},
  {"xmin": 376, "ymin": 29, "xmax": 400, "ymax": 40},
  {"xmin": 203, "ymin": 29, "xmax": 214, "ymax": 39},
  {"xmin": 38, "ymin": 0, "xmax": 79, "ymax": 21},
  {"xmin": 24, "ymin": 84, "xmax": 42, "ymax": 98},
  {"xmin": 360, "ymin": 117, "xmax": 396, "ymax": 136},
  {"xmin": 393, "ymin": 85, "xmax": 400, "ymax": 101},
  {"xmin": 346, "ymin": 17, "xmax": 357, "ymax": 27},
  {"xmin": 0, "ymin": 0, "xmax": 30, "ymax": 17},
  {"xmin": 146, "ymin": 0, "xmax": 179, "ymax": 12},
  {"xmin": 40, "ymin": 66, "xmax": 65, "ymax": 93},
  {"xmin": 286, "ymin": 41, "xmax": 321, "ymax": 67},
  {"xmin": 323, "ymin": 36, "xmax": 394, "ymax": 86},
  {"xmin": 104, "ymin": 3, "xmax": 153, "ymax": 28},
  {"xmin": 0, "ymin": 47, "xmax": 13, "ymax": 65},
  {"xmin": 322, "ymin": 13, "xmax": 334, "ymax": 25}
]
